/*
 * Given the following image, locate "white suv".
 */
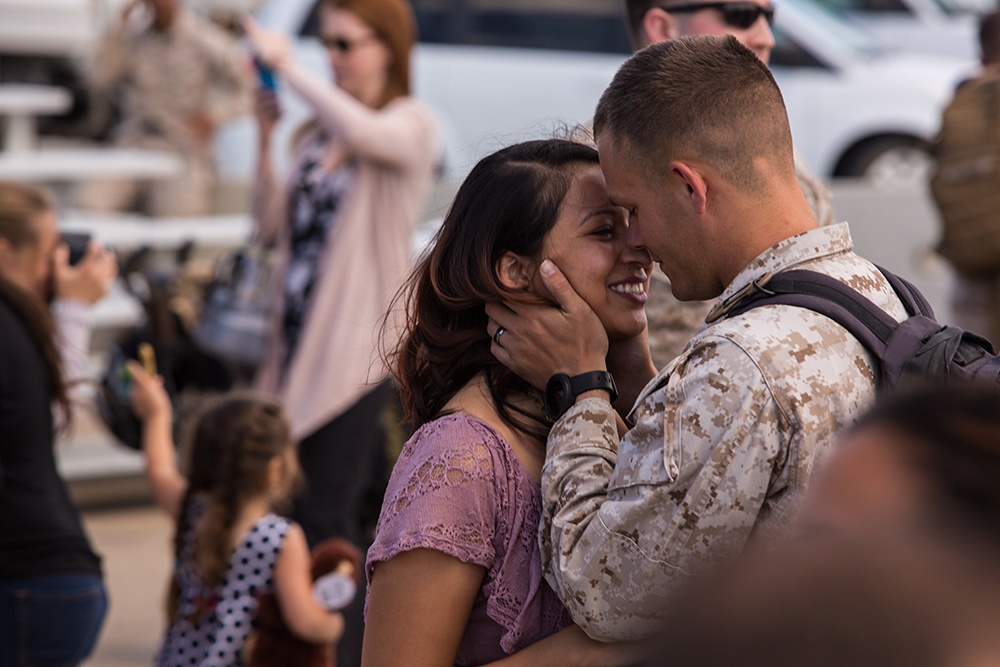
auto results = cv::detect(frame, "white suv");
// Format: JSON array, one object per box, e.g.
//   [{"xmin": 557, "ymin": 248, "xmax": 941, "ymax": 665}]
[{"xmin": 226, "ymin": 0, "xmax": 971, "ymax": 188}]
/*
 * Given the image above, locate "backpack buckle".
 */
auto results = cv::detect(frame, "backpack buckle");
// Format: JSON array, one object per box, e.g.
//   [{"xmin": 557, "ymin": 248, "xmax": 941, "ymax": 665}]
[{"xmin": 705, "ymin": 272, "xmax": 775, "ymax": 324}]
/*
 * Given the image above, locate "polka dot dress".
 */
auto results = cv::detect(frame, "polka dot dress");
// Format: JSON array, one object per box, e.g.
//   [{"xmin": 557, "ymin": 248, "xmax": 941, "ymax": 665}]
[{"xmin": 156, "ymin": 508, "xmax": 291, "ymax": 667}]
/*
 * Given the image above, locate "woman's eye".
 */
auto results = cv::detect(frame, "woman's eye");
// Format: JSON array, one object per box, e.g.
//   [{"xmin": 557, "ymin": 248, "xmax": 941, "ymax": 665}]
[{"xmin": 591, "ymin": 225, "xmax": 614, "ymax": 238}]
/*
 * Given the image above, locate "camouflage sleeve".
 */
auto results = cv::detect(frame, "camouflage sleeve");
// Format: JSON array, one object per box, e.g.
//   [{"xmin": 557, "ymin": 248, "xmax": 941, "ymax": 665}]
[
  {"xmin": 90, "ymin": 26, "xmax": 130, "ymax": 91},
  {"xmin": 540, "ymin": 336, "xmax": 787, "ymax": 641}
]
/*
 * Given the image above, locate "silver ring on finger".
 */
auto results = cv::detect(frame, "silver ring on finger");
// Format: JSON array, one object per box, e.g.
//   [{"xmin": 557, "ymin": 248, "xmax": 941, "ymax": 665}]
[{"xmin": 493, "ymin": 326, "xmax": 506, "ymax": 345}]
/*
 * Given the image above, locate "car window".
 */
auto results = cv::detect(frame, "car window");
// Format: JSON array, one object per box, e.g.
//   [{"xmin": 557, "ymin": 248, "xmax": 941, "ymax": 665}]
[{"xmin": 298, "ymin": 0, "xmax": 632, "ymax": 54}]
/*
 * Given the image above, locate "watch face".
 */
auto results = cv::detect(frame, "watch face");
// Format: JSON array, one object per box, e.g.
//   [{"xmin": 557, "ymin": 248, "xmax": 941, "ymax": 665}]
[{"xmin": 544, "ymin": 373, "xmax": 573, "ymax": 421}]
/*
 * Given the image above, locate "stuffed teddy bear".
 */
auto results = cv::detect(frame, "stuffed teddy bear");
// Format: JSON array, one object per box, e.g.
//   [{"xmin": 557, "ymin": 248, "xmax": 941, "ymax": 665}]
[{"xmin": 246, "ymin": 537, "xmax": 362, "ymax": 667}]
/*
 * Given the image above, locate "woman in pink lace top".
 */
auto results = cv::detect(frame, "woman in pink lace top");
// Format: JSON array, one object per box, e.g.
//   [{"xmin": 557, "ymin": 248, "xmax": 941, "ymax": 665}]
[{"xmin": 363, "ymin": 140, "xmax": 654, "ymax": 666}]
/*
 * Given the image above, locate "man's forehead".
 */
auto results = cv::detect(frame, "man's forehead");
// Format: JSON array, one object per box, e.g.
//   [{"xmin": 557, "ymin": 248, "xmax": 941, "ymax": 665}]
[{"xmin": 598, "ymin": 135, "xmax": 641, "ymax": 176}]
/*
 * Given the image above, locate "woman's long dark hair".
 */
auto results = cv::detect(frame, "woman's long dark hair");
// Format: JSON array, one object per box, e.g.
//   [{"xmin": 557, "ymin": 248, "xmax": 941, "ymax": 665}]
[
  {"xmin": 0, "ymin": 182, "xmax": 70, "ymax": 423},
  {"xmin": 389, "ymin": 139, "xmax": 600, "ymax": 441}
]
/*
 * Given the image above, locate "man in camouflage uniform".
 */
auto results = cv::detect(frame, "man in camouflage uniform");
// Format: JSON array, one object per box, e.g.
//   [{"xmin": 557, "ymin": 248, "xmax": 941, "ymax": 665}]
[
  {"xmin": 487, "ymin": 36, "xmax": 907, "ymax": 640},
  {"xmin": 79, "ymin": 0, "xmax": 251, "ymax": 217},
  {"xmin": 622, "ymin": 0, "xmax": 834, "ymax": 365}
]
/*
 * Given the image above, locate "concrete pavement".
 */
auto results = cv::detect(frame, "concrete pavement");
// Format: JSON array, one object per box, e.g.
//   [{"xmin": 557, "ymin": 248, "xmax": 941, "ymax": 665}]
[{"xmin": 80, "ymin": 504, "xmax": 173, "ymax": 667}]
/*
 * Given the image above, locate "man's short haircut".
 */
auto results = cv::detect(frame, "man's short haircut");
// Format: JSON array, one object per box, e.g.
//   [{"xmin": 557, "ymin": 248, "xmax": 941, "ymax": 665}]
[
  {"xmin": 593, "ymin": 35, "xmax": 795, "ymax": 193},
  {"xmin": 980, "ymin": 9, "xmax": 1000, "ymax": 66}
]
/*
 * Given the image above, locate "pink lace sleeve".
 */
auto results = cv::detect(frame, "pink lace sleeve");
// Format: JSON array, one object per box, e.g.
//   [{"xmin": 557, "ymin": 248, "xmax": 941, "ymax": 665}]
[{"xmin": 367, "ymin": 415, "xmax": 502, "ymax": 575}]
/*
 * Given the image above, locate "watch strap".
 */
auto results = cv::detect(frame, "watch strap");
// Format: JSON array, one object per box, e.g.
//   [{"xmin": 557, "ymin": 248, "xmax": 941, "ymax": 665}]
[
  {"xmin": 568, "ymin": 371, "xmax": 618, "ymax": 404},
  {"xmin": 545, "ymin": 370, "xmax": 618, "ymax": 421}
]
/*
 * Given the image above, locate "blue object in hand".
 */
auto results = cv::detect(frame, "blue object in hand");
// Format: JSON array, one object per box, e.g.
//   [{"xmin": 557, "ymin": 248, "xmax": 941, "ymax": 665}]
[{"xmin": 254, "ymin": 58, "xmax": 277, "ymax": 91}]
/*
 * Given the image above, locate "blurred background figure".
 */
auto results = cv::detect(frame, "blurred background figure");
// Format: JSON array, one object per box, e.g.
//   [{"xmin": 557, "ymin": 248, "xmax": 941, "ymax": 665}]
[
  {"xmin": 796, "ymin": 385, "xmax": 1000, "ymax": 550},
  {"xmin": 0, "ymin": 181, "xmax": 116, "ymax": 399},
  {"xmin": 126, "ymin": 372, "xmax": 345, "ymax": 667},
  {"xmin": 640, "ymin": 534, "xmax": 1000, "ymax": 667},
  {"xmin": 0, "ymin": 182, "xmax": 113, "ymax": 667},
  {"xmin": 930, "ymin": 8, "xmax": 1000, "ymax": 350},
  {"xmin": 621, "ymin": 0, "xmax": 835, "ymax": 367},
  {"xmin": 77, "ymin": 0, "xmax": 251, "ymax": 217},
  {"xmin": 244, "ymin": 0, "xmax": 439, "ymax": 663}
]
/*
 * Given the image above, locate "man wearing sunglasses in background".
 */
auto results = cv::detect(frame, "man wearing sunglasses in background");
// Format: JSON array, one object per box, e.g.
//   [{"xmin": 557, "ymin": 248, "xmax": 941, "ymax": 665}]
[{"xmin": 623, "ymin": 0, "xmax": 836, "ymax": 367}]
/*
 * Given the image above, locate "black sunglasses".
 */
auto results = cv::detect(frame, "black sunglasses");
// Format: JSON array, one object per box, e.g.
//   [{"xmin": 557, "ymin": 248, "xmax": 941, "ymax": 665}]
[
  {"xmin": 660, "ymin": 1, "xmax": 775, "ymax": 29},
  {"xmin": 319, "ymin": 32, "xmax": 378, "ymax": 54}
]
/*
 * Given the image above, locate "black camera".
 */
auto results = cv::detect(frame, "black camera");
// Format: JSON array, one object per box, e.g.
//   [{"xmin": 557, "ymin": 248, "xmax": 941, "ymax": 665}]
[{"xmin": 60, "ymin": 232, "xmax": 91, "ymax": 266}]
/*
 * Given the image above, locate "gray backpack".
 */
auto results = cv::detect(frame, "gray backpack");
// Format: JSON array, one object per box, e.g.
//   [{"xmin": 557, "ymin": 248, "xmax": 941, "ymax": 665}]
[{"xmin": 725, "ymin": 267, "xmax": 1000, "ymax": 392}]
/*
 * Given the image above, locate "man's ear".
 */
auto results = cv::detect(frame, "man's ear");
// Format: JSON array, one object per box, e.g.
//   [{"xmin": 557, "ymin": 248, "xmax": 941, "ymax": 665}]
[
  {"xmin": 669, "ymin": 161, "xmax": 709, "ymax": 216},
  {"xmin": 496, "ymin": 252, "xmax": 534, "ymax": 290},
  {"xmin": 643, "ymin": 8, "xmax": 683, "ymax": 45}
]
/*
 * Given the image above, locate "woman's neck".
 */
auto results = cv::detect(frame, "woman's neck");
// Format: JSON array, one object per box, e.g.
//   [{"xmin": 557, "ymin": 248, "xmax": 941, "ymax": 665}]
[{"xmin": 443, "ymin": 373, "xmax": 547, "ymax": 483}]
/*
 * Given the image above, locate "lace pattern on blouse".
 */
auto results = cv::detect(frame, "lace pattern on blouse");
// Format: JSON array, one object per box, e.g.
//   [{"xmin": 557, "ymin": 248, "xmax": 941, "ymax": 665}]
[{"xmin": 367, "ymin": 413, "xmax": 571, "ymax": 656}]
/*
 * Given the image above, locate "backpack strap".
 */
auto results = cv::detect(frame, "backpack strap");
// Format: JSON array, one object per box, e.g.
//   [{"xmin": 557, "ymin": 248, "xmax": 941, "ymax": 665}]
[
  {"xmin": 875, "ymin": 265, "xmax": 934, "ymax": 319},
  {"xmin": 724, "ymin": 269, "xmax": 900, "ymax": 363}
]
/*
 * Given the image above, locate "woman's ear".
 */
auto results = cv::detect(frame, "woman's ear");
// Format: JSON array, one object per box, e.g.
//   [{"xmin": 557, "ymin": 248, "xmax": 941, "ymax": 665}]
[{"xmin": 496, "ymin": 252, "xmax": 534, "ymax": 290}]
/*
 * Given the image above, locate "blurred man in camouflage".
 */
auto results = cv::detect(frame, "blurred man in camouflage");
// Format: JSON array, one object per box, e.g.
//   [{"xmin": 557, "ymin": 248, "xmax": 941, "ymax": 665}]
[
  {"xmin": 80, "ymin": 0, "xmax": 251, "ymax": 216},
  {"xmin": 623, "ymin": 0, "xmax": 834, "ymax": 365},
  {"xmin": 487, "ymin": 36, "xmax": 906, "ymax": 640}
]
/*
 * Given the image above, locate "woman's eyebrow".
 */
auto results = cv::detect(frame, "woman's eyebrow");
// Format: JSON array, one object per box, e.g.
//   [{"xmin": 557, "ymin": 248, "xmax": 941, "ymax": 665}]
[{"xmin": 579, "ymin": 205, "xmax": 621, "ymax": 225}]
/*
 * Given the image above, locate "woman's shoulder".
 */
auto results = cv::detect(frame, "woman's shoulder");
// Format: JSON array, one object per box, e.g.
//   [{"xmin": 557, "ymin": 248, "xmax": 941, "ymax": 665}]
[
  {"xmin": 405, "ymin": 413, "xmax": 510, "ymax": 467},
  {"xmin": 370, "ymin": 414, "xmax": 509, "ymax": 571},
  {"xmin": 0, "ymin": 293, "xmax": 29, "ymax": 341},
  {"xmin": 383, "ymin": 413, "xmax": 519, "ymax": 500},
  {"xmin": 233, "ymin": 513, "xmax": 294, "ymax": 554}
]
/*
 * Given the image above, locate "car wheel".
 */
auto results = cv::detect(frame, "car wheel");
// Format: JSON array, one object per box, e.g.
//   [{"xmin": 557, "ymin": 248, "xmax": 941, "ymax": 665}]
[{"xmin": 835, "ymin": 136, "xmax": 933, "ymax": 189}]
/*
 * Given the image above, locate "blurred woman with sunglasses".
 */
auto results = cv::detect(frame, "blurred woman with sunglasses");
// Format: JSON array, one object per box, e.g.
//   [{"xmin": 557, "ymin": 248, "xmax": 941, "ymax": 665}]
[{"xmin": 244, "ymin": 1, "xmax": 438, "ymax": 663}]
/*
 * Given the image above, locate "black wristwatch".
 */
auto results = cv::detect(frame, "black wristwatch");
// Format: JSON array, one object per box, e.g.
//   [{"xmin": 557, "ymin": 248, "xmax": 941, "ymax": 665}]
[{"xmin": 544, "ymin": 371, "xmax": 618, "ymax": 421}]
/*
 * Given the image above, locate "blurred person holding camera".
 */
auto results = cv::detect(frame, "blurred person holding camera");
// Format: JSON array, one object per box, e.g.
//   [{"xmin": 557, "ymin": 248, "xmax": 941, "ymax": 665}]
[
  {"xmin": 0, "ymin": 182, "xmax": 116, "ymax": 666},
  {"xmin": 244, "ymin": 1, "xmax": 439, "ymax": 663},
  {"xmin": 80, "ymin": 0, "xmax": 251, "ymax": 217},
  {"xmin": 0, "ymin": 182, "xmax": 117, "ymax": 397}
]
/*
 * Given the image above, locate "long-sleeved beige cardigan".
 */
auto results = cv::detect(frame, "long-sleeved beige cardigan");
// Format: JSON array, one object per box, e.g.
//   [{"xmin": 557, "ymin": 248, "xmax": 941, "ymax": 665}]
[{"xmin": 253, "ymin": 62, "xmax": 439, "ymax": 440}]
